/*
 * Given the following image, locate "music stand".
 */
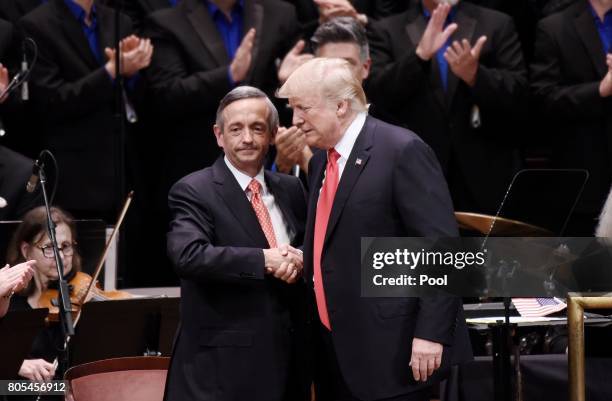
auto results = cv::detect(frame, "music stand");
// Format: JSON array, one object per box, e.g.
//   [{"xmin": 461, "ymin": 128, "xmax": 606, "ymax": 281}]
[
  {"xmin": 157, "ymin": 297, "xmax": 180, "ymax": 356},
  {"xmin": 68, "ymin": 298, "xmax": 177, "ymax": 365},
  {"xmin": 0, "ymin": 308, "xmax": 48, "ymax": 379},
  {"xmin": 462, "ymin": 169, "xmax": 588, "ymax": 401}
]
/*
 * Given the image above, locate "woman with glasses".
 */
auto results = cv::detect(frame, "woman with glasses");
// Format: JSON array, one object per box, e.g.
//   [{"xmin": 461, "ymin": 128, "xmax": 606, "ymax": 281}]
[{"xmin": 5, "ymin": 205, "xmax": 82, "ymax": 382}]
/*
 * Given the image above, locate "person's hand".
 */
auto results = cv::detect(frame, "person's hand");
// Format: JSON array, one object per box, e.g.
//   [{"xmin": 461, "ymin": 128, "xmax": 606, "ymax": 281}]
[
  {"xmin": 444, "ymin": 36, "xmax": 486, "ymax": 87},
  {"xmin": 278, "ymin": 40, "xmax": 314, "ymax": 84},
  {"xmin": 315, "ymin": 0, "xmax": 365, "ymax": 24},
  {"xmin": 416, "ymin": 3, "xmax": 458, "ymax": 61},
  {"xmin": 600, "ymin": 54, "xmax": 612, "ymax": 97},
  {"xmin": 0, "ymin": 63, "xmax": 9, "ymax": 103},
  {"xmin": 274, "ymin": 126, "xmax": 308, "ymax": 172},
  {"xmin": 263, "ymin": 245, "xmax": 303, "ymax": 284},
  {"xmin": 120, "ymin": 34, "xmax": 140, "ymax": 52},
  {"xmin": 0, "ymin": 260, "xmax": 35, "ymax": 297},
  {"xmin": 18, "ymin": 359, "xmax": 55, "ymax": 381},
  {"xmin": 104, "ymin": 37, "xmax": 154, "ymax": 79},
  {"xmin": 230, "ymin": 28, "xmax": 255, "ymax": 83},
  {"xmin": 410, "ymin": 337, "xmax": 443, "ymax": 382}
]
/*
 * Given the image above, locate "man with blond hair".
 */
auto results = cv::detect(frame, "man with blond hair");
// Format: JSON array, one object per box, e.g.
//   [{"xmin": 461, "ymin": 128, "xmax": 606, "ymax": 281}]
[{"xmin": 278, "ymin": 58, "xmax": 471, "ymax": 401}]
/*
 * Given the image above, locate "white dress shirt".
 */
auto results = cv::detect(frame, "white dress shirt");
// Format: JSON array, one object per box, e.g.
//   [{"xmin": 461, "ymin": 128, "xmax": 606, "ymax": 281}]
[
  {"xmin": 334, "ymin": 111, "xmax": 367, "ymax": 179},
  {"xmin": 224, "ymin": 157, "xmax": 293, "ymax": 246}
]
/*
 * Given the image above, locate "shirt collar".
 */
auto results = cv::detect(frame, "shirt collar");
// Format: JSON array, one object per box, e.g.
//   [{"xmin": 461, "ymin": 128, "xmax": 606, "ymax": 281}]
[
  {"xmin": 333, "ymin": 112, "xmax": 367, "ymax": 162},
  {"xmin": 224, "ymin": 156, "xmax": 267, "ymax": 194},
  {"xmin": 206, "ymin": 0, "xmax": 244, "ymax": 20},
  {"xmin": 589, "ymin": 3, "xmax": 612, "ymax": 23},
  {"xmin": 64, "ymin": 0, "xmax": 97, "ymax": 27}
]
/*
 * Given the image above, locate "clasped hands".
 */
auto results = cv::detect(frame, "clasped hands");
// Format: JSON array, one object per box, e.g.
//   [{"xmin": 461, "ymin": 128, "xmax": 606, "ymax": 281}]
[{"xmin": 263, "ymin": 244, "xmax": 303, "ymax": 284}]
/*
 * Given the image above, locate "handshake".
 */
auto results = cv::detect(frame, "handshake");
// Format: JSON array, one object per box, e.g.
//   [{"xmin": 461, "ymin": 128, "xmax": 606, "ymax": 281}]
[{"xmin": 263, "ymin": 245, "xmax": 303, "ymax": 284}]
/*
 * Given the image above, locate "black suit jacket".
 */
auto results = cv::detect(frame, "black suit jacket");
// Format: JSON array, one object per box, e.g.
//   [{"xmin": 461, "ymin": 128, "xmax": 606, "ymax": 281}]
[
  {"xmin": 304, "ymin": 116, "xmax": 472, "ymax": 400},
  {"xmin": 367, "ymin": 0, "xmax": 527, "ymax": 214},
  {"xmin": 144, "ymin": 0, "xmax": 300, "ymax": 200},
  {"xmin": 19, "ymin": 0, "xmax": 135, "ymax": 216},
  {"xmin": 165, "ymin": 157, "xmax": 308, "ymax": 401},
  {"xmin": 0, "ymin": 0, "xmax": 42, "ymax": 23},
  {"xmin": 530, "ymin": 1, "xmax": 612, "ymax": 215},
  {"xmin": 0, "ymin": 145, "xmax": 40, "ymax": 221},
  {"xmin": 102, "ymin": 0, "xmax": 173, "ymax": 32}
]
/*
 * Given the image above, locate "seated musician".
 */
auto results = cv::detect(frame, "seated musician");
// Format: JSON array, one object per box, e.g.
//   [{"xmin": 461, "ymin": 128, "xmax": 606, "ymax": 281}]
[{"xmin": 6, "ymin": 205, "xmax": 81, "ymax": 381}]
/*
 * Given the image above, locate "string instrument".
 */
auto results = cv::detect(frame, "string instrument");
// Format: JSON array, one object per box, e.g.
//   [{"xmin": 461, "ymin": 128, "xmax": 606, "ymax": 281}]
[
  {"xmin": 38, "ymin": 191, "xmax": 134, "ymax": 322},
  {"xmin": 38, "ymin": 272, "xmax": 133, "ymax": 322}
]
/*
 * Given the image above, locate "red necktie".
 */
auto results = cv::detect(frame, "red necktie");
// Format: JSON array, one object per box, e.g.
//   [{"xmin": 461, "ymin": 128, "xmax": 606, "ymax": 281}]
[
  {"xmin": 313, "ymin": 149, "xmax": 340, "ymax": 330},
  {"xmin": 248, "ymin": 179, "xmax": 277, "ymax": 248}
]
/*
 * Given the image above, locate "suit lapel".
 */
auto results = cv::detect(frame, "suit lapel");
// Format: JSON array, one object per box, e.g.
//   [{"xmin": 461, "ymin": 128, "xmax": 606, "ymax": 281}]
[
  {"xmin": 143, "ymin": 0, "xmax": 171, "ymax": 13},
  {"xmin": 573, "ymin": 5, "xmax": 607, "ymax": 77},
  {"xmin": 55, "ymin": 0, "xmax": 100, "ymax": 69},
  {"xmin": 243, "ymin": 0, "xmax": 263, "ymax": 83},
  {"xmin": 446, "ymin": 5, "xmax": 476, "ymax": 106},
  {"xmin": 265, "ymin": 171, "xmax": 298, "ymax": 241},
  {"xmin": 212, "ymin": 158, "xmax": 269, "ymax": 247},
  {"xmin": 324, "ymin": 117, "xmax": 374, "ymax": 246},
  {"xmin": 404, "ymin": 8, "xmax": 447, "ymax": 111},
  {"xmin": 185, "ymin": 0, "xmax": 229, "ymax": 66}
]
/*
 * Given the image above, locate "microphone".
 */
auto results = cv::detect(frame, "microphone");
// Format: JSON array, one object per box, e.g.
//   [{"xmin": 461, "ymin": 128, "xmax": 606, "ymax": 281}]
[
  {"xmin": 21, "ymin": 41, "xmax": 29, "ymax": 101},
  {"xmin": 26, "ymin": 159, "xmax": 42, "ymax": 193}
]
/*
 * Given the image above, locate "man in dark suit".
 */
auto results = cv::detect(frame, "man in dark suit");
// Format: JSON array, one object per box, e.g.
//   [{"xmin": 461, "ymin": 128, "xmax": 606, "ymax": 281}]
[
  {"xmin": 101, "ymin": 0, "xmax": 178, "ymax": 32},
  {"xmin": 165, "ymin": 86, "xmax": 309, "ymax": 401},
  {"xmin": 144, "ymin": 0, "xmax": 302, "ymax": 196},
  {"xmin": 19, "ymin": 0, "xmax": 152, "ymax": 220},
  {"xmin": 530, "ymin": 0, "xmax": 612, "ymax": 235},
  {"xmin": 367, "ymin": 0, "xmax": 528, "ymax": 215},
  {"xmin": 278, "ymin": 58, "xmax": 471, "ymax": 401}
]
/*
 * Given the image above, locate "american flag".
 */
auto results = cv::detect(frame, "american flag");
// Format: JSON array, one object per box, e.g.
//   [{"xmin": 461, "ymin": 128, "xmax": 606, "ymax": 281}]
[{"xmin": 512, "ymin": 297, "xmax": 567, "ymax": 317}]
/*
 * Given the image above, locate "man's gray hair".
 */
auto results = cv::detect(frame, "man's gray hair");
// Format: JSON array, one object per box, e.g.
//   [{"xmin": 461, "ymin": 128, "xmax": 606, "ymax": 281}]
[
  {"xmin": 215, "ymin": 86, "xmax": 279, "ymax": 133},
  {"xmin": 311, "ymin": 17, "xmax": 369, "ymax": 62}
]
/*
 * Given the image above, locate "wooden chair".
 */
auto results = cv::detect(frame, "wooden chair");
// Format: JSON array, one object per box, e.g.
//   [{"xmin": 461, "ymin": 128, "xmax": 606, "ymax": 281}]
[{"xmin": 65, "ymin": 356, "xmax": 169, "ymax": 401}]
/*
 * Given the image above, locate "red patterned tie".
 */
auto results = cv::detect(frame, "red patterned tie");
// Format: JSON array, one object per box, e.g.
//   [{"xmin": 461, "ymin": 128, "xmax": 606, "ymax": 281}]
[
  {"xmin": 313, "ymin": 149, "xmax": 341, "ymax": 330},
  {"xmin": 248, "ymin": 179, "xmax": 277, "ymax": 248}
]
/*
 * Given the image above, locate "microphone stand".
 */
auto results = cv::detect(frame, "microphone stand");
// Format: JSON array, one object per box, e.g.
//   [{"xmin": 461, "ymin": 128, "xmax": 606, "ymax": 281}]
[
  {"xmin": 113, "ymin": 0, "xmax": 128, "ymax": 287},
  {"xmin": 39, "ymin": 161, "xmax": 75, "ymax": 378}
]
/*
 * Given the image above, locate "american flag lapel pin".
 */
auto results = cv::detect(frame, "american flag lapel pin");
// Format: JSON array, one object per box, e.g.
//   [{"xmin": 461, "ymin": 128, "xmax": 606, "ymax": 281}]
[{"xmin": 355, "ymin": 158, "xmax": 362, "ymax": 166}]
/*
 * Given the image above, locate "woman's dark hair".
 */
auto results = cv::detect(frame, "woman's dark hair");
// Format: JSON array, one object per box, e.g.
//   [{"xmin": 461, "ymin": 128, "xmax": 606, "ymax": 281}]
[{"xmin": 7, "ymin": 206, "xmax": 81, "ymax": 296}]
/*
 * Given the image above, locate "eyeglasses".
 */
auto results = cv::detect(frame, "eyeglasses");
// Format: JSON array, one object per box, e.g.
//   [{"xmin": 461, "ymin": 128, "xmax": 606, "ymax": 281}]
[{"xmin": 35, "ymin": 242, "xmax": 76, "ymax": 259}]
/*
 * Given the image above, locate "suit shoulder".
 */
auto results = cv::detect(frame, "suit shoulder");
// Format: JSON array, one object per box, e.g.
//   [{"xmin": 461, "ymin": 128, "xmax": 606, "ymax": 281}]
[
  {"xmin": 371, "ymin": 117, "xmax": 424, "ymax": 147},
  {"xmin": 19, "ymin": 1, "xmax": 53, "ymax": 25},
  {"xmin": 147, "ymin": 6, "xmax": 183, "ymax": 29},
  {"xmin": 170, "ymin": 167, "xmax": 214, "ymax": 195},
  {"xmin": 0, "ymin": 146, "xmax": 31, "ymax": 176},
  {"xmin": 273, "ymin": 171, "xmax": 302, "ymax": 189},
  {"xmin": 460, "ymin": 1, "xmax": 512, "ymax": 24},
  {"xmin": 260, "ymin": 0, "xmax": 295, "ymax": 13},
  {"xmin": 0, "ymin": 18, "xmax": 11, "ymax": 35},
  {"xmin": 371, "ymin": 10, "xmax": 407, "ymax": 34},
  {"xmin": 537, "ymin": 2, "xmax": 579, "ymax": 33}
]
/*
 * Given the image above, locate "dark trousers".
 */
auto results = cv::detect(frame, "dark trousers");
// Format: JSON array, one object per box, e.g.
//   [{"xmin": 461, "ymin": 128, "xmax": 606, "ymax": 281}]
[{"xmin": 313, "ymin": 322, "xmax": 431, "ymax": 401}]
